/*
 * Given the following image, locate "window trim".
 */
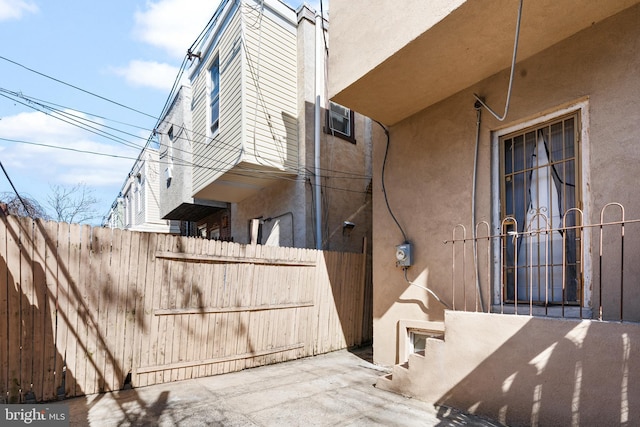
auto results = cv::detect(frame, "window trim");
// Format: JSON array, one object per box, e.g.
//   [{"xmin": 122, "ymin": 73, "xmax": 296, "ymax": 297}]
[
  {"xmin": 491, "ymin": 99, "xmax": 591, "ymax": 308},
  {"xmin": 325, "ymin": 101, "xmax": 356, "ymax": 143}
]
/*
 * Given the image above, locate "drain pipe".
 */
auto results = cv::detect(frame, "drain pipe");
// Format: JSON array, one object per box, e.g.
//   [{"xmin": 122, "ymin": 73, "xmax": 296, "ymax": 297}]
[
  {"xmin": 472, "ymin": 103, "xmax": 485, "ymax": 312},
  {"xmin": 314, "ymin": 12, "xmax": 324, "ymax": 249}
]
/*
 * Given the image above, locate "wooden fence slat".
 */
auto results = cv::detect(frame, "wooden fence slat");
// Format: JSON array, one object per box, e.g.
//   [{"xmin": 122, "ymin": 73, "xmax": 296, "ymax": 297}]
[
  {"xmin": 134, "ymin": 231, "xmax": 157, "ymax": 388},
  {"xmin": 112, "ymin": 229, "xmax": 131, "ymax": 390},
  {"xmin": 0, "ymin": 214, "xmax": 8, "ymax": 401},
  {"xmin": 178, "ymin": 235, "xmax": 196, "ymax": 381},
  {"xmin": 123, "ymin": 231, "xmax": 142, "ymax": 384},
  {"xmin": 18, "ymin": 217, "xmax": 35, "ymax": 402},
  {"xmin": 187, "ymin": 237, "xmax": 205, "ymax": 380},
  {"xmin": 149, "ymin": 233, "xmax": 167, "ymax": 386},
  {"xmin": 31, "ymin": 220, "xmax": 48, "ymax": 401},
  {"xmin": 195, "ymin": 237, "xmax": 212, "ymax": 379},
  {"xmin": 129, "ymin": 231, "xmax": 150, "ymax": 387},
  {"xmin": 157, "ymin": 234, "xmax": 174, "ymax": 383},
  {"xmin": 94, "ymin": 226, "xmax": 113, "ymax": 393},
  {"xmin": 86, "ymin": 227, "xmax": 103, "ymax": 394},
  {"xmin": 72, "ymin": 224, "xmax": 91, "ymax": 396},
  {"xmin": 153, "ymin": 302, "xmax": 315, "ymax": 316},
  {"xmin": 155, "ymin": 251, "xmax": 316, "ymax": 266},
  {"xmin": 169, "ymin": 235, "xmax": 185, "ymax": 381},
  {"xmin": 57, "ymin": 221, "xmax": 74, "ymax": 398},
  {"xmin": 205, "ymin": 239, "xmax": 223, "ymax": 377},
  {"xmin": 102, "ymin": 228, "xmax": 121, "ymax": 391},
  {"xmin": 258, "ymin": 245, "xmax": 273, "ymax": 367},
  {"xmin": 6, "ymin": 216, "xmax": 22, "ymax": 402},
  {"xmin": 136, "ymin": 343, "xmax": 304, "ymax": 374},
  {"xmin": 41, "ymin": 221, "xmax": 59, "ymax": 401},
  {"xmin": 1, "ymin": 215, "xmax": 371, "ymax": 402}
]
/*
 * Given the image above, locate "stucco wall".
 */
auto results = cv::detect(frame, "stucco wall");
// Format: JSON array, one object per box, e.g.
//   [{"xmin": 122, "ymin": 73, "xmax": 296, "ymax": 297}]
[
  {"xmin": 372, "ymin": 4, "xmax": 640, "ymax": 366},
  {"xmin": 383, "ymin": 311, "xmax": 640, "ymax": 426}
]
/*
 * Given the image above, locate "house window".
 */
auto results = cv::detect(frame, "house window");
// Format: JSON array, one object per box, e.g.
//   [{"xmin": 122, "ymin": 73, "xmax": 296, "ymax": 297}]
[
  {"xmin": 135, "ymin": 174, "xmax": 142, "ymax": 214},
  {"xmin": 500, "ymin": 112, "xmax": 581, "ymax": 305},
  {"xmin": 209, "ymin": 57, "xmax": 220, "ymax": 136},
  {"xmin": 125, "ymin": 194, "xmax": 131, "ymax": 226},
  {"xmin": 409, "ymin": 330, "xmax": 428, "ymax": 354},
  {"xmin": 326, "ymin": 101, "xmax": 355, "ymax": 143}
]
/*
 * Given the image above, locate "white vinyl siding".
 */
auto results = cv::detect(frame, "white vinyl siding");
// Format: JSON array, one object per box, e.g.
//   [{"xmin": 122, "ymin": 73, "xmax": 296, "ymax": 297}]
[
  {"xmin": 241, "ymin": 3, "xmax": 298, "ymax": 171},
  {"xmin": 190, "ymin": 1, "xmax": 298, "ymax": 199},
  {"xmin": 192, "ymin": 7, "xmax": 244, "ymax": 195}
]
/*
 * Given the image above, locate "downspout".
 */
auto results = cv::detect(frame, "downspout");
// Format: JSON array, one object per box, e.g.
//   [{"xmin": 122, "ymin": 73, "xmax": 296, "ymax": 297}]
[{"xmin": 314, "ymin": 12, "xmax": 324, "ymax": 249}]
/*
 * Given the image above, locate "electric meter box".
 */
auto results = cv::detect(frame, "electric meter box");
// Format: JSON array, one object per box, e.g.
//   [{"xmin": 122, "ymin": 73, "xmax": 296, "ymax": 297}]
[{"xmin": 395, "ymin": 243, "xmax": 413, "ymax": 267}]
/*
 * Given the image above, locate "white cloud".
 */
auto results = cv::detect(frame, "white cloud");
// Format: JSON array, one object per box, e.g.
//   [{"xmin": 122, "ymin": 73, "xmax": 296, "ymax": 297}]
[
  {"xmin": 111, "ymin": 60, "xmax": 181, "ymax": 91},
  {"xmin": 0, "ymin": 0, "xmax": 38, "ymax": 21},
  {"xmin": 134, "ymin": 0, "xmax": 221, "ymax": 59},
  {"xmin": 0, "ymin": 110, "xmax": 140, "ymax": 189}
]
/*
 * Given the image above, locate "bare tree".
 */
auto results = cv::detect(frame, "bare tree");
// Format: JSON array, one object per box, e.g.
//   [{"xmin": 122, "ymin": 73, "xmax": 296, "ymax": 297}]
[
  {"xmin": 0, "ymin": 192, "xmax": 50, "ymax": 219},
  {"xmin": 47, "ymin": 182, "xmax": 99, "ymax": 224}
]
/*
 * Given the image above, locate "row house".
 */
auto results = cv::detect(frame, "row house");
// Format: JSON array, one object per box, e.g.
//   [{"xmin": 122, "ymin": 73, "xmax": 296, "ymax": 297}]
[
  {"xmin": 153, "ymin": 0, "xmax": 374, "ymax": 252},
  {"xmin": 329, "ymin": 0, "xmax": 640, "ymax": 425},
  {"xmin": 103, "ymin": 144, "xmax": 180, "ymax": 233}
]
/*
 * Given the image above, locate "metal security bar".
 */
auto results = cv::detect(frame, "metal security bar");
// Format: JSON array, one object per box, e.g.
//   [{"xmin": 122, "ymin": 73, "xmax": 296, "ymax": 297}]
[{"xmin": 446, "ymin": 203, "xmax": 640, "ymax": 321}]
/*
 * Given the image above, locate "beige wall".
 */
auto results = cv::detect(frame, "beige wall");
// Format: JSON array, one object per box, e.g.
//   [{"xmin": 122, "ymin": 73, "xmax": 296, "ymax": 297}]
[
  {"xmin": 222, "ymin": 5, "xmax": 375, "ymax": 253},
  {"xmin": 329, "ymin": 0, "xmax": 640, "ymax": 125},
  {"xmin": 372, "ymin": 4, "xmax": 640, "ymax": 366},
  {"xmin": 329, "ymin": 0, "xmax": 465, "ymax": 105},
  {"xmin": 380, "ymin": 311, "xmax": 640, "ymax": 426}
]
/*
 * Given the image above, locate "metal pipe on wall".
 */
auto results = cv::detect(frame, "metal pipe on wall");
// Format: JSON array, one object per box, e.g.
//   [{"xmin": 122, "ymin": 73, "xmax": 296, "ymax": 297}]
[{"xmin": 314, "ymin": 12, "xmax": 324, "ymax": 249}]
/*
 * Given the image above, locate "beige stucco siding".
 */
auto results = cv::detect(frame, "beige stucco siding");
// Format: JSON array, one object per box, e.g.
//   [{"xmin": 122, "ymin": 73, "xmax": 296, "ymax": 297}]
[
  {"xmin": 242, "ymin": 5, "xmax": 298, "ymax": 171},
  {"xmin": 381, "ymin": 311, "xmax": 640, "ymax": 426},
  {"xmin": 372, "ymin": 4, "xmax": 640, "ymax": 366},
  {"xmin": 192, "ymin": 8, "xmax": 243, "ymax": 196}
]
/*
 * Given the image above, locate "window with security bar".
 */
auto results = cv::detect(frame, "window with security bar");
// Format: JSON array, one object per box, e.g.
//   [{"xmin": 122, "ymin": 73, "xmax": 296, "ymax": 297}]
[{"xmin": 500, "ymin": 113, "xmax": 582, "ymax": 304}]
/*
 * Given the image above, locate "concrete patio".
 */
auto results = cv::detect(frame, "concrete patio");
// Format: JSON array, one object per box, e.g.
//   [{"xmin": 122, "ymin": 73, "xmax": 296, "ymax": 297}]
[{"xmin": 53, "ymin": 347, "xmax": 500, "ymax": 426}]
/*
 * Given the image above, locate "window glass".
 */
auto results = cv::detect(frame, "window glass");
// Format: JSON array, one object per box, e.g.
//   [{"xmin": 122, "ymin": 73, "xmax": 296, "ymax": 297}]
[
  {"xmin": 327, "ymin": 102, "xmax": 355, "ymax": 142},
  {"xmin": 500, "ymin": 114, "xmax": 581, "ymax": 304},
  {"xmin": 210, "ymin": 57, "xmax": 220, "ymax": 135}
]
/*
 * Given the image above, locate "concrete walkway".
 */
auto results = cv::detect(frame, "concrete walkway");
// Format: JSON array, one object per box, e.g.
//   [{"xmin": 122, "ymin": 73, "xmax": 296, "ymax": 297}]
[{"xmin": 57, "ymin": 347, "xmax": 501, "ymax": 426}]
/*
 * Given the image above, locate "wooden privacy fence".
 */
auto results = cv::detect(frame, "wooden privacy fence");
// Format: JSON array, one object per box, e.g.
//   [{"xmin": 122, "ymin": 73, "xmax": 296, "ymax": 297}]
[{"xmin": 0, "ymin": 214, "xmax": 370, "ymax": 403}]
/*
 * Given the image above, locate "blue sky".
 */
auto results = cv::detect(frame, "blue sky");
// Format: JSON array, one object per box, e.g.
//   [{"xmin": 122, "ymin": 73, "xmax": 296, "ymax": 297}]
[{"xmin": 0, "ymin": 0, "xmax": 318, "ymax": 223}]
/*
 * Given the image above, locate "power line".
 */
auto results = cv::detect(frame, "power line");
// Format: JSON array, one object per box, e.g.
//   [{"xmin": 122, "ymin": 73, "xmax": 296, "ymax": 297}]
[
  {"xmin": 0, "ymin": 136, "xmax": 371, "ymax": 196},
  {"xmin": 0, "ymin": 137, "xmax": 139, "ymax": 160},
  {"xmin": 0, "ymin": 47, "xmax": 372, "ymax": 194},
  {"xmin": 0, "ymin": 88, "xmax": 151, "ymax": 132},
  {"xmin": 0, "ymin": 92, "xmax": 146, "ymax": 151},
  {"xmin": 0, "ymin": 54, "xmax": 158, "ymax": 120},
  {"xmin": 0, "ymin": 69, "xmax": 372, "ymax": 182},
  {"xmin": 0, "ymin": 159, "xmax": 30, "ymax": 214}
]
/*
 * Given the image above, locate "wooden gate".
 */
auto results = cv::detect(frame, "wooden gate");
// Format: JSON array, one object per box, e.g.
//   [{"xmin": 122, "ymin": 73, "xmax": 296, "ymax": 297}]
[{"xmin": 0, "ymin": 214, "xmax": 370, "ymax": 403}]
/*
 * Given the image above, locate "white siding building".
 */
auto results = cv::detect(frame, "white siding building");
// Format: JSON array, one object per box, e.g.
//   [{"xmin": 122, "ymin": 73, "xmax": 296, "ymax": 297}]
[{"xmin": 156, "ymin": 0, "xmax": 375, "ymax": 252}]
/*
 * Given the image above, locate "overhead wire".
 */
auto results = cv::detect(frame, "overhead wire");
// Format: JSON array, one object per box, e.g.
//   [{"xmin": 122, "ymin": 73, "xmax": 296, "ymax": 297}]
[
  {"xmin": 375, "ymin": 120, "xmax": 408, "ymax": 243},
  {"xmin": 472, "ymin": 0, "xmax": 523, "ymax": 121},
  {"xmin": 0, "ymin": 6, "xmax": 373, "ymax": 202},
  {"xmin": 0, "ymin": 92, "xmax": 146, "ymax": 151},
  {"xmin": 0, "ymin": 88, "xmax": 369, "ymax": 187},
  {"xmin": 0, "ymin": 54, "xmax": 158, "ymax": 120},
  {"xmin": 0, "ymin": 159, "xmax": 30, "ymax": 215},
  {"xmin": 0, "ymin": 89, "xmax": 151, "ymax": 132},
  {"xmin": 0, "ymin": 73, "xmax": 371, "ymax": 196}
]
